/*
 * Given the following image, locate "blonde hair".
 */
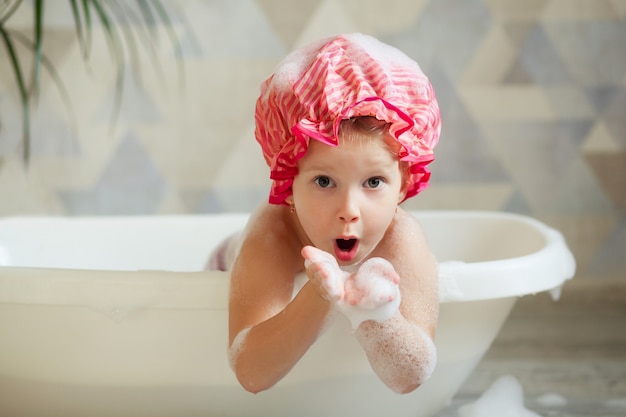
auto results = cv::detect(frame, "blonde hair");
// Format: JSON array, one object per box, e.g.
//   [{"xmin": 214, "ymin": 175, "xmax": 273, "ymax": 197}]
[{"xmin": 339, "ymin": 116, "xmax": 410, "ymax": 182}]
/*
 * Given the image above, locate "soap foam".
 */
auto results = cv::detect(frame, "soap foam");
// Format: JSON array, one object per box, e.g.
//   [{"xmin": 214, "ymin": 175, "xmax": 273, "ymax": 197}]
[
  {"xmin": 302, "ymin": 246, "xmax": 401, "ymax": 329},
  {"xmin": 338, "ymin": 257, "xmax": 401, "ymax": 329},
  {"xmin": 227, "ymin": 327, "xmax": 251, "ymax": 371},
  {"xmin": 270, "ymin": 33, "xmax": 423, "ymax": 97},
  {"xmin": 458, "ymin": 375, "xmax": 542, "ymax": 417},
  {"xmin": 437, "ymin": 261, "xmax": 466, "ymax": 302},
  {"xmin": 356, "ymin": 320, "xmax": 437, "ymax": 393},
  {"xmin": 535, "ymin": 393, "xmax": 567, "ymax": 407}
]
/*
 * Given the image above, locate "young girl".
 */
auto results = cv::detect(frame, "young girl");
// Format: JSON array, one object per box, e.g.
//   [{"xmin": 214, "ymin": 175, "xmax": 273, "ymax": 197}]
[{"xmin": 208, "ymin": 33, "xmax": 441, "ymax": 395}]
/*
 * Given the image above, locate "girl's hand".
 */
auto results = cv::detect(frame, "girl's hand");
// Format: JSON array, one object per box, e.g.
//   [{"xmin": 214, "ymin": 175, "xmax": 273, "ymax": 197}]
[
  {"xmin": 301, "ymin": 246, "xmax": 401, "ymax": 329},
  {"xmin": 338, "ymin": 257, "xmax": 401, "ymax": 328},
  {"xmin": 344, "ymin": 257, "xmax": 400, "ymax": 307},
  {"xmin": 301, "ymin": 245, "xmax": 347, "ymax": 302}
]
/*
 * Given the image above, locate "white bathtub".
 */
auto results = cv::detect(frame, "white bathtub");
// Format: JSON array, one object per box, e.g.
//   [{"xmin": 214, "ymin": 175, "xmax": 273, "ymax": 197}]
[{"xmin": 0, "ymin": 211, "xmax": 575, "ymax": 417}]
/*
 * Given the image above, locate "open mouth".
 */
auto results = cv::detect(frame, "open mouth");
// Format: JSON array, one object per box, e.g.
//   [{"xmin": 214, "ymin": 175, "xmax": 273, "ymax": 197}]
[
  {"xmin": 336, "ymin": 238, "xmax": 357, "ymax": 252},
  {"xmin": 334, "ymin": 238, "xmax": 358, "ymax": 262}
]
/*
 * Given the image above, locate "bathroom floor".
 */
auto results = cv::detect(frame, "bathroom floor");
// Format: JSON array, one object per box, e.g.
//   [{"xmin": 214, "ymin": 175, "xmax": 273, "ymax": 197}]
[{"xmin": 436, "ymin": 278, "xmax": 626, "ymax": 417}]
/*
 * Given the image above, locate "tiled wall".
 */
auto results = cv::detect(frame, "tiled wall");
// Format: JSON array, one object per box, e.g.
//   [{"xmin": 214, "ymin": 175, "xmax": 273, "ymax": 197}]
[{"xmin": 1, "ymin": 0, "xmax": 624, "ymax": 280}]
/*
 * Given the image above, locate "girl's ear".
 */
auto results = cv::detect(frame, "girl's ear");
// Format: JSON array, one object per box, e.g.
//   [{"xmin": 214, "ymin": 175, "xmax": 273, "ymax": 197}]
[
  {"xmin": 397, "ymin": 163, "xmax": 410, "ymax": 203},
  {"xmin": 285, "ymin": 195, "xmax": 294, "ymax": 206},
  {"xmin": 397, "ymin": 186, "xmax": 408, "ymax": 204}
]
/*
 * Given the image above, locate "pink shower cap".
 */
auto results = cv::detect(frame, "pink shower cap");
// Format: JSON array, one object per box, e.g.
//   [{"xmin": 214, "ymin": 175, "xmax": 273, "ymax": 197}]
[{"xmin": 255, "ymin": 33, "xmax": 441, "ymax": 205}]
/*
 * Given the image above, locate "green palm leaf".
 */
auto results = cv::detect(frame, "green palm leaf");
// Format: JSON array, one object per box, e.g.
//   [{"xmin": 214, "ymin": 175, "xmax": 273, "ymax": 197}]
[
  {"xmin": 0, "ymin": 22, "xmax": 30, "ymax": 161},
  {"xmin": 0, "ymin": 0, "xmax": 186, "ymax": 163}
]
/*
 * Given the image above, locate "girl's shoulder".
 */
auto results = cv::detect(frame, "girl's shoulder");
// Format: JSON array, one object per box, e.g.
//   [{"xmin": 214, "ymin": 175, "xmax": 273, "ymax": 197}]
[
  {"xmin": 389, "ymin": 208, "xmax": 425, "ymax": 238},
  {"xmin": 239, "ymin": 203, "xmax": 303, "ymax": 268},
  {"xmin": 245, "ymin": 203, "xmax": 296, "ymax": 238},
  {"xmin": 372, "ymin": 207, "xmax": 431, "ymax": 261}
]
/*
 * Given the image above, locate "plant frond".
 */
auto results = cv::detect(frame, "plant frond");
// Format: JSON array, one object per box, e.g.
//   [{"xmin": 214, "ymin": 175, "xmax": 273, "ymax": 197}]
[
  {"xmin": 1, "ymin": 0, "xmax": 187, "ymax": 162},
  {"xmin": 87, "ymin": 0, "xmax": 123, "ymax": 67},
  {"xmin": 136, "ymin": 0, "xmax": 157, "ymax": 37},
  {"xmin": 0, "ymin": 0, "xmax": 22, "ymax": 23},
  {"xmin": 31, "ymin": 0, "xmax": 43, "ymax": 100},
  {"xmin": 146, "ymin": 0, "xmax": 187, "ymax": 94},
  {"xmin": 86, "ymin": 0, "xmax": 126, "ymax": 130},
  {"xmin": 68, "ymin": 0, "xmax": 88, "ymax": 59},
  {"xmin": 80, "ymin": 0, "xmax": 93, "ymax": 58},
  {"xmin": 110, "ymin": 0, "xmax": 166, "ymax": 90},
  {"xmin": 12, "ymin": 31, "xmax": 78, "ymax": 148},
  {"xmin": 105, "ymin": 1, "xmax": 143, "ymax": 78},
  {"xmin": 0, "ymin": 24, "xmax": 30, "ymax": 162}
]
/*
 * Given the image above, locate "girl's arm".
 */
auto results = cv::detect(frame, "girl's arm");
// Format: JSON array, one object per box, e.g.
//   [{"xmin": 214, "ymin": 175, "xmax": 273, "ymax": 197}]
[
  {"xmin": 354, "ymin": 209, "xmax": 439, "ymax": 394},
  {"xmin": 227, "ymin": 208, "xmax": 334, "ymax": 393}
]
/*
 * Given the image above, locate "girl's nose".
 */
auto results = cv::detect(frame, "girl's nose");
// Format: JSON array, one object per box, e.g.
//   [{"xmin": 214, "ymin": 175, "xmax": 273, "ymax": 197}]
[{"xmin": 338, "ymin": 191, "xmax": 360, "ymax": 223}]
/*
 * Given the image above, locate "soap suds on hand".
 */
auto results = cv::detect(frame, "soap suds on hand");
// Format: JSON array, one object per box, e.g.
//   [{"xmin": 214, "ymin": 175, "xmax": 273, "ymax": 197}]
[{"xmin": 302, "ymin": 246, "xmax": 401, "ymax": 329}]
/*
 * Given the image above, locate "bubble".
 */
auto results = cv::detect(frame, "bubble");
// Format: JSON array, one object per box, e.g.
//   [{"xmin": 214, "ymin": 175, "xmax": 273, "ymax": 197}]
[
  {"xmin": 336, "ymin": 257, "xmax": 402, "ymax": 329},
  {"xmin": 356, "ymin": 319, "xmax": 437, "ymax": 393},
  {"xmin": 228, "ymin": 327, "xmax": 251, "ymax": 371},
  {"xmin": 458, "ymin": 375, "xmax": 541, "ymax": 417}
]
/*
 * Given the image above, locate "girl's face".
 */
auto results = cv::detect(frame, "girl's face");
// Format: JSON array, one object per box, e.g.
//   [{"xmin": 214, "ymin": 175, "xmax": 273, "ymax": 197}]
[{"xmin": 288, "ymin": 136, "xmax": 407, "ymax": 268}]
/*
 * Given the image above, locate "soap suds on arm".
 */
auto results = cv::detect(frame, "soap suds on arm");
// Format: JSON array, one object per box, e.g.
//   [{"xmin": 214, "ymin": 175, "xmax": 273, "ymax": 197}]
[{"xmin": 355, "ymin": 316, "xmax": 437, "ymax": 394}]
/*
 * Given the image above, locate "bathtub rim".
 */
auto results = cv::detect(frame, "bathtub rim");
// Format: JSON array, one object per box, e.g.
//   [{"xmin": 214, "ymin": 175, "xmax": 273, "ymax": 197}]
[
  {"xmin": 420, "ymin": 210, "xmax": 576, "ymax": 301},
  {"xmin": 0, "ymin": 210, "xmax": 576, "ymax": 308}
]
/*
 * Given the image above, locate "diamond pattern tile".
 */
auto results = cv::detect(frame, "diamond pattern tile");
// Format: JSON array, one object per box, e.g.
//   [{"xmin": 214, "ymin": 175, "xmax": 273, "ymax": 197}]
[
  {"xmin": 58, "ymin": 132, "xmax": 166, "ymax": 214},
  {"xmin": 0, "ymin": 0, "xmax": 624, "ymax": 278}
]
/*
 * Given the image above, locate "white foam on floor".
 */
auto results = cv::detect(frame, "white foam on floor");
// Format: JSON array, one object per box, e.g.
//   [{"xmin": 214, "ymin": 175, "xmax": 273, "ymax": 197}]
[
  {"xmin": 535, "ymin": 393, "xmax": 567, "ymax": 407},
  {"xmin": 457, "ymin": 375, "xmax": 542, "ymax": 417}
]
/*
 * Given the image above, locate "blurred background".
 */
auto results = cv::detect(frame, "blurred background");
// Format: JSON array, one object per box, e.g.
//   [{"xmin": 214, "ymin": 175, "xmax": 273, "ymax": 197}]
[{"xmin": 0, "ymin": 0, "xmax": 624, "ymax": 282}]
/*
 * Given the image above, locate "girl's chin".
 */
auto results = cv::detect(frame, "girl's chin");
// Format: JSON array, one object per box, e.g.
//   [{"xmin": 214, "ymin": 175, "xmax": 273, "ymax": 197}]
[
  {"xmin": 338, "ymin": 262, "xmax": 360, "ymax": 274},
  {"xmin": 336, "ymin": 253, "xmax": 368, "ymax": 272}
]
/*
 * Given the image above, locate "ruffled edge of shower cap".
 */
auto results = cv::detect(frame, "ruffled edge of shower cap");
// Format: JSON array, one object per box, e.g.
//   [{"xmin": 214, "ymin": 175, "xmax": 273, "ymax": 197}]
[{"xmin": 255, "ymin": 33, "xmax": 441, "ymax": 206}]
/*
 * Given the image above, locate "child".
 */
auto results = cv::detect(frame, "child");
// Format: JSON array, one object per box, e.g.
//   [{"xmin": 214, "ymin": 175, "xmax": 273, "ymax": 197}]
[{"xmin": 208, "ymin": 33, "xmax": 441, "ymax": 395}]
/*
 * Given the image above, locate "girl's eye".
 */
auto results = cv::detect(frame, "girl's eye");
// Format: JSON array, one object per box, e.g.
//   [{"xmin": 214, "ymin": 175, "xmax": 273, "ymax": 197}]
[
  {"xmin": 314, "ymin": 176, "xmax": 334, "ymax": 188},
  {"xmin": 365, "ymin": 177, "xmax": 384, "ymax": 188}
]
